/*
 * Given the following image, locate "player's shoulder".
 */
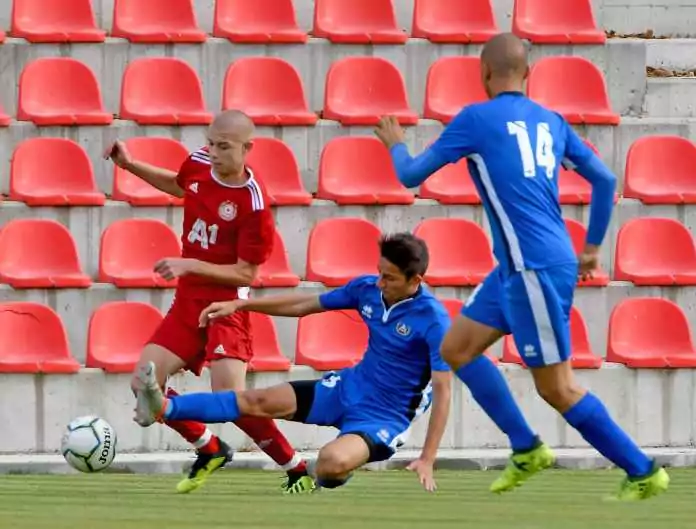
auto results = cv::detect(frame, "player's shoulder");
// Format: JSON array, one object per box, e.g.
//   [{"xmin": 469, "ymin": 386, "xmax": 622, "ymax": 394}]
[
  {"xmin": 413, "ymin": 288, "xmax": 450, "ymax": 324},
  {"xmin": 346, "ymin": 274, "xmax": 379, "ymax": 292}
]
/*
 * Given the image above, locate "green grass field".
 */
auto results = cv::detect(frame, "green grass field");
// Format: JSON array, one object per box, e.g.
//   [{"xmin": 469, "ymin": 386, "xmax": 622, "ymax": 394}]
[{"xmin": 0, "ymin": 469, "xmax": 694, "ymax": 529}]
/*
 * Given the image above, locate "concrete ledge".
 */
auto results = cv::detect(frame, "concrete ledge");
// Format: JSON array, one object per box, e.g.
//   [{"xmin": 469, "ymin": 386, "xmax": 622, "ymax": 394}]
[
  {"xmin": 645, "ymin": 78, "xmax": 696, "ymax": 118},
  {"xmin": 3, "ymin": 447, "xmax": 696, "ymax": 475}
]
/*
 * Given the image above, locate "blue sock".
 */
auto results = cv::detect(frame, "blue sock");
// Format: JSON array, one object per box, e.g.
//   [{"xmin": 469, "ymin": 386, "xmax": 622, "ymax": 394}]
[
  {"xmin": 457, "ymin": 355, "xmax": 539, "ymax": 452},
  {"xmin": 563, "ymin": 393, "xmax": 653, "ymax": 478},
  {"xmin": 165, "ymin": 391, "xmax": 241, "ymax": 423}
]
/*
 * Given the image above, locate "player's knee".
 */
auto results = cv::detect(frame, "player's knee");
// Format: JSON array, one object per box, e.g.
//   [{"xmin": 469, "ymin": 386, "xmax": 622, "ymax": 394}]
[
  {"xmin": 236, "ymin": 390, "xmax": 268, "ymax": 416},
  {"xmin": 535, "ymin": 379, "xmax": 584, "ymax": 412},
  {"xmin": 316, "ymin": 449, "xmax": 355, "ymax": 478},
  {"xmin": 440, "ymin": 332, "xmax": 476, "ymax": 369}
]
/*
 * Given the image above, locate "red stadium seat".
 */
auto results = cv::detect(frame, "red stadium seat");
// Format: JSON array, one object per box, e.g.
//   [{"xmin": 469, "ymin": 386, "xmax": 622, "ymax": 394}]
[
  {"xmin": 513, "ymin": 0, "xmax": 605, "ymax": 44},
  {"xmin": 10, "ymin": 138, "xmax": 105, "ymax": 206},
  {"xmin": 246, "ymin": 138, "xmax": 311, "ymax": 206},
  {"xmin": 318, "ymin": 137, "xmax": 415, "ymax": 205},
  {"xmin": 615, "ymin": 218, "xmax": 696, "ymax": 286},
  {"xmin": 0, "ymin": 220, "xmax": 90, "ymax": 289},
  {"xmin": 120, "ymin": 58, "xmax": 212, "ymax": 125},
  {"xmin": 18, "ymin": 58, "xmax": 112, "ymax": 126},
  {"xmin": 223, "ymin": 58, "xmax": 317, "ymax": 126},
  {"xmin": 112, "ymin": 0, "xmax": 205, "ymax": 43},
  {"xmin": 99, "ymin": 219, "xmax": 181, "ymax": 288},
  {"xmin": 0, "ymin": 105, "xmax": 9, "ymax": 126},
  {"xmin": 324, "ymin": 57, "xmax": 418, "ymax": 126},
  {"xmin": 624, "ymin": 136, "xmax": 696, "ymax": 204},
  {"xmin": 415, "ymin": 219, "xmax": 493, "ymax": 286},
  {"xmin": 306, "ymin": 218, "xmax": 381, "ymax": 286},
  {"xmin": 112, "ymin": 137, "xmax": 188, "ymax": 206},
  {"xmin": 87, "ymin": 302, "xmax": 163, "ymax": 373},
  {"xmin": 253, "ymin": 230, "xmax": 300, "ymax": 288},
  {"xmin": 412, "ymin": 0, "xmax": 497, "ymax": 43},
  {"xmin": 558, "ymin": 139, "xmax": 600, "ymax": 204},
  {"xmin": 608, "ymin": 298, "xmax": 696, "ymax": 368},
  {"xmin": 249, "ymin": 313, "xmax": 291, "ymax": 372},
  {"xmin": 527, "ymin": 57, "xmax": 619, "ymax": 125},
  {"xmin": 502, "ymin": 307, "xmax": 601, "ymax": 368},
  {"xmin": 424, "ymin": 57, "xmax": 488, "ymax": 123},
  {"xmin": 420, "ymin": 157, "xmax": 480, "ymax": 204},
  {"xmin": 296, "ymin": 310, "xmax": 368, "ymax": 370},
  {"xmin": 214, "ymin": 0, "xmax": 306, "ymax": 43},
  {"xmin": 564, "ymin": 218, "xmax": 609, "ymax": 286},
  {"xmin": 0, "ymin": 303, "xmax": 79, "ymax": 373},
  {"xmin": 313, "ymin": 0, "xmax": 406, "ymax": 44},
  {"xmin": 11, "ymin": 0, "xmax": 105, "ymax": 42}
]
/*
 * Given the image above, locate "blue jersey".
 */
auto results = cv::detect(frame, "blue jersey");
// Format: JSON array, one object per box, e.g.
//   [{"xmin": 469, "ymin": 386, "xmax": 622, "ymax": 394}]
[
  {"xmin": 429, "ymin": 92, "xmax": 599, "ymax": 273},
  {"xmin": 318, "ymin": 275, "xmax": 450, "ymax": 418}
]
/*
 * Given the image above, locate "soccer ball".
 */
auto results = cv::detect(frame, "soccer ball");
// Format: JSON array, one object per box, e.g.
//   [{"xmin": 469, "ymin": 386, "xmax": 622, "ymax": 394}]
[{"xmin": 61, "ymin": 416, "xmax": 117, "ymax": 473}]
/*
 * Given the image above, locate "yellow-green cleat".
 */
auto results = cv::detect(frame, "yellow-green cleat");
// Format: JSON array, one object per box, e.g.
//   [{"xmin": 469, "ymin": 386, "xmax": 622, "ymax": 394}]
[
  {"xmin": 490, "ymin": 442, "xmax": 555, "ymax": 493},
  {"xmin": 282, "ymin": 474, "xmax": 316, "ymax": 495},
  {"xmin": 612, "ymin": 466, "xmax": 670, "ymax": 501},
  {"xmin": 176, "ymin": 441, "xmax": 234, "ymax": 494}
]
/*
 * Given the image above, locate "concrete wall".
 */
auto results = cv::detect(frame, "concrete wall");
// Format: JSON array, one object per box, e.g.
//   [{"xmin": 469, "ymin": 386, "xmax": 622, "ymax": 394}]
[
  {"xmin": 2, "ymin": 364, "xmax": 695, "ymax": 454},
  {"xmin": 0, "ymin": 0, "xmax": 696, "ymax": 455}
]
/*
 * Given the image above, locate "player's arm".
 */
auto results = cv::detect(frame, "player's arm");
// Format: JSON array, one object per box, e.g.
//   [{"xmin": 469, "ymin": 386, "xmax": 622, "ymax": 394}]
[
  {"xmin": 562, "ymin": 123, "xmax": 617, "ymax": 251},
  {"xmin": 375, "ymin": 110, "xmax": 477, "ymax": 188},
  {"xmin": 104, "ymin": 140, "xmax": 184, "ymax": 198},
  {"xmin": 199, "ymin": 277, "xmax": 365, "ymax": 325},
  {"xmin": 420, "ymin": 370, "xmax": 452, "ymax": 464}
]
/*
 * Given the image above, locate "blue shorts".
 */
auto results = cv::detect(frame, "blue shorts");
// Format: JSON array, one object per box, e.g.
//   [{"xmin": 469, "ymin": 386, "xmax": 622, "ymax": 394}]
[
  {"xmin": 291, "ymin": 371, "xmax": 432, "ymax": 463},
  {"xmin": 461, "ymin": 263, "xmax": 577, "ymax": 368}
]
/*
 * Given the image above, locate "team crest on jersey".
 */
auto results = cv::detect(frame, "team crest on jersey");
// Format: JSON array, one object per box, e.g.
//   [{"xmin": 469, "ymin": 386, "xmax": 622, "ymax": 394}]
[
  {"xmin": 218, "ymin": 201, "xmax": 237, "ymax": 221},
  {"xmin": 395, "ymin": 322, "xmax": 411, "ymax": 337}
]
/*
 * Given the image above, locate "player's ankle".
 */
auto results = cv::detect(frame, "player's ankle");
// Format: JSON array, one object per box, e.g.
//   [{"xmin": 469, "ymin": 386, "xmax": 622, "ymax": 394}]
[
  {"xmin": 287, "ymin": 460, "xmax": 308, "ymax": 476},
  {"xmin": 198, "ymin": 435, "xmax": 221, "ymax": 455}
]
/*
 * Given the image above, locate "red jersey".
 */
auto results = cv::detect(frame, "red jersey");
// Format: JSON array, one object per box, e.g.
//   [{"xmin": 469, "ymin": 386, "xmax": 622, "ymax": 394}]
[{"xmin": 175, "ymin": 147, "xmax": 275, "ymax": 301}]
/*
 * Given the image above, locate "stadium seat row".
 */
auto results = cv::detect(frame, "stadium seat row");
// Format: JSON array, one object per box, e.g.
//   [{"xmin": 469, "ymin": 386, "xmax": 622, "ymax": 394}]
[
  {"xmin": 7, "ymin": 135, "xmax": 696, "ymax": 207},
  {"xmin": 1, "ymin": 55, "xmax": 618, "ymax": 127},
  {"xmin": 1, "ymin": 217, "xmax": 695, "ymax": 289},
  {"xmin": 6, "ymin": 0, "xmax": 603, "ymax": 45},
  {"xmin": 0, "ymin": 296, "xmax": 692, "ymax": 374}
]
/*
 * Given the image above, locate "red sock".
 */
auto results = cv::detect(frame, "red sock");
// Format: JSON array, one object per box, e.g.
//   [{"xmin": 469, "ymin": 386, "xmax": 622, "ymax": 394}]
[
  {"xmin": 165, "ymin": 388, "xmax": 220, "ymax": 454},
  {"xmin": 234, "ymin": 416, "xmax": 305, "ymax": 473}
]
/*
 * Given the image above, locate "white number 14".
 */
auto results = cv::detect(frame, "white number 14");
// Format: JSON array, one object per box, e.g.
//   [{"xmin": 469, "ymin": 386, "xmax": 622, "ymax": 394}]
[{"xmin": 507, "ymin": 121, "xmax": 556, "ymax": 179}]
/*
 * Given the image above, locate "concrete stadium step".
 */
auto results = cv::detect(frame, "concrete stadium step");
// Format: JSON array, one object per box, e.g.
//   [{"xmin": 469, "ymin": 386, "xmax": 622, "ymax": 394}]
[
  {"xmin": 2, "ymin": 115, "xmax": 694, "ymax": 197},
  {"xmin": 0, "ymin": 280, "xmax": 694, "ymax": 367},
  {"xmin": 645, "ymin": 78, "xmax": 696, "ymax": 118},
  {"xmin": 2, "ymin": 363, "xmax": 695, "ymax": 453},
  {"xmin": 0, "ymin": 38, "xmax": 645, "ymax": 123},
  {"xmin": 2, "ymin": 447, "xmax": 696, "ymax": 475},
  {"xmin": 3, "ymin": 195, "xmax": 696, "ymax": 283}
]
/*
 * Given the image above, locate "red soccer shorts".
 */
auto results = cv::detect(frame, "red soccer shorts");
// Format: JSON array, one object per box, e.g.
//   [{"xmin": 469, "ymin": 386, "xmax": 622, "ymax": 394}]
[{"xmin": 148, "ymin": 297, "xmax": 252, "ymax": 375}]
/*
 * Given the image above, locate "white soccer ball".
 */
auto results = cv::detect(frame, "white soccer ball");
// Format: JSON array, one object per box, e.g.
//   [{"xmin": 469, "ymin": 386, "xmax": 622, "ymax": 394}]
[{"xmin": 61, "ymin": 416, "xmax": 117, "ymax": 473}]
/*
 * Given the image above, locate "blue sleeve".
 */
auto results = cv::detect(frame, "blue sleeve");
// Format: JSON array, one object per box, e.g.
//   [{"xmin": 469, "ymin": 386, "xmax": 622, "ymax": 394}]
[
  {"xmin": 562, "ymin": 123, "xmax": 617, "ymax": 246},
  {"xmin": 389, "ymin": 107, "xmax": 478, "ymax": 189},
  {"xmin": 424, "ymin": 315, "xmax": 452, "ymax": 373},
  {"xmin": 318, "ymin": 276, "xmax": 367, "ymax": 311}
]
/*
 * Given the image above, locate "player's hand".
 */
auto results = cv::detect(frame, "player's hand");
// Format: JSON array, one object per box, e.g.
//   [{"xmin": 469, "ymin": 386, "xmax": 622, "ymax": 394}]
[
  {"xmin": 374, "ymin": 116, "xmax": 405, "ymax": 149},
  {"xmin": 153, "ymin": 258, "xmax": 199, "ymax": 281},
  {"xmin": 198, "ymin": 300, "xmax": 245, "ymax": 327},
  {"xmin": 103, "ymin": 140, "xmax": 132, "ymax": 169},
  {"xmin": 406, "ymin": 458, "xmax": 437, "ymax": 492},
  {"xmin": 578, "ymin": 245, "xmax": 600, "ymax": 282}
]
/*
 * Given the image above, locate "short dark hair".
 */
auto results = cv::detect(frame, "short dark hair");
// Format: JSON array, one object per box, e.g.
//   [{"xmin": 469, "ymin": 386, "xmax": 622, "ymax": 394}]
[{"xmin": 379, "ymin": 233, "xmax": 429, "ymax": 278}]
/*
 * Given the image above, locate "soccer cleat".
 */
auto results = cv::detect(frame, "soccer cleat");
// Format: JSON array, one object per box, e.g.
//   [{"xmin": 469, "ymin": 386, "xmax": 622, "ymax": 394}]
[
  {"xmin": 133, "ymin": 361, "xmax": 167, "ymax": 426},
  {"xmin": 612, "ymin": 466, "xmax": 670, "ymax": 501},
  {"xmin": 282, "ymin": 471, "xmax": 316, "ymax": 495},
  {"xmin": 176, "ymin": 440, "xmax": 235, "ymax": 494},
  {"xmin": 490, "ymin": 442, "xmax": 555, "ymax": 493}
]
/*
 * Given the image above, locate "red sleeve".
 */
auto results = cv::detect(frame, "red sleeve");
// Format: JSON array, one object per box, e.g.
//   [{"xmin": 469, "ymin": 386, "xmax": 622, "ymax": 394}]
[
  {"xmin": 176, "ymin": 157, "xmax": 194, "ymax": 189},
  {"xmin": 237, "ymin": 208, "xmax": 275, "ymax": 265}
]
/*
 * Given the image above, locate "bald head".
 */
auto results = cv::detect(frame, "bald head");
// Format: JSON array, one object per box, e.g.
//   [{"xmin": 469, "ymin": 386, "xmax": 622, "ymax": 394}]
[
  {"xmin": 210, "ymin": 109, "xmax": 255, "ymax": 142},
  {"xmin": 481, "ymin": 33, "xmax": 529, "ymax": 78}
]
